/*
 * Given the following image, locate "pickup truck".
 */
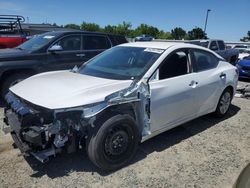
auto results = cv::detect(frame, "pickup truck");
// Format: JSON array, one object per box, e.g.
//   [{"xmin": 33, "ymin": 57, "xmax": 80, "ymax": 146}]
[
  {"xmin": 189, "ymin": 40, "xmax": 239, "ymax": 65},
  {"xmin": 0, "ymin": 31, "xmax": 127, "ymax": 98},
  {"xmin": 0, "ymin": 15, "xmax": 28, "ymax": 49},
  {"xmin": 0, "ymin": 34, "xmax": 28, "ymax": 49}
]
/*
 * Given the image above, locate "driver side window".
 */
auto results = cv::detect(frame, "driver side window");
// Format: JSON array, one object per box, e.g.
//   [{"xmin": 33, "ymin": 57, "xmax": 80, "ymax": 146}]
[
  {"xmin": 159, "ymin": 50, "xmax": 190, "ymax": 80},
  {"xmin": 55, "ymin": 35, "xmax": 81, "ymax": 51}
]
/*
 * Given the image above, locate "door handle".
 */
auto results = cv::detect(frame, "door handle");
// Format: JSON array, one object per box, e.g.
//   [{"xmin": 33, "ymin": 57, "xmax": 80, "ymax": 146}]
[
  {"xmin": 220, "ymin": 72, "xmax": 226, "ymax": 78},
  {"xmin": 76, "ymin": 53, "xmax": 86, "ymax": 57},
  {"xmin": 189, "ymin": 80, "xmax": 198, "ymax": 88}
]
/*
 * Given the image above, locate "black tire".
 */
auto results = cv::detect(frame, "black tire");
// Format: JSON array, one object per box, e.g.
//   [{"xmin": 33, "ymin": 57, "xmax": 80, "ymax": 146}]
[
  {"xmin": 214, "ymin": 88, "xmax": 232, "ymax": 117},
  {"xmin": 1, "ymin": 73, "xmax": 30, "ymax": 99},
  {"xmin": 86, "ymin": 114, "xmax": 139, "ymax": 171}
]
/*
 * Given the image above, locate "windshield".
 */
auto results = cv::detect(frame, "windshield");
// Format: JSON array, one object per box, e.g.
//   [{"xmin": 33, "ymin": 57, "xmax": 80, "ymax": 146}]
[
  {"xmin": 17, "ymin": 33, "xmax": 58, "ymax": 50},
  {"xmin": 78, "ymin": 46, "xmax": 164, "ymax": 80}
]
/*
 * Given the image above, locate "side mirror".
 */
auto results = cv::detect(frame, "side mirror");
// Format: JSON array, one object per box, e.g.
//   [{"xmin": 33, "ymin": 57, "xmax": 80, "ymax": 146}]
[
  {"xmin": 48, "ymin": 45, "xmax": 63, "ymax": 52},
  {"xmin": 210, "ymin": 46, "xmax": 218, "ymax": 51}
]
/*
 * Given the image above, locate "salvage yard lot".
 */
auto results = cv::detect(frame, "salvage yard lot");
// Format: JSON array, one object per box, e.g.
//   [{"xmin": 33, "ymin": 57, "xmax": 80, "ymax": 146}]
[{"xmin": 0, "ymin": 81, "xmax": 249, "ymax": 188}]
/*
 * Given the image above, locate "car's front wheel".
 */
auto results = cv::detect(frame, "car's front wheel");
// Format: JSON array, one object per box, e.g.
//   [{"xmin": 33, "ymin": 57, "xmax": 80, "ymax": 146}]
[
  {"xmin": 214, "ymin": 88, "xmax": 233, "ymax": 117},
  {"xmin": 86, "ymin": 114, "xmax": 139, "ymax": 171}
]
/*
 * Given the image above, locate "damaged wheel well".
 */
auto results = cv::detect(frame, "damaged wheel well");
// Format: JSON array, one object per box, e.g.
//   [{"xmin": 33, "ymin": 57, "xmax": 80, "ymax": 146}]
[{"xmin": 94, "ymin": 103, "xmax": 137, "ymax": 127}]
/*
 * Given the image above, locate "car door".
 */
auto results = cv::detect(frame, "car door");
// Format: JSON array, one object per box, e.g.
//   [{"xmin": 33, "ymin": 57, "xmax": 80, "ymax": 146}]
[
  {"xmin": 46, "ymin": 34, "xmax": 84, "ymax": 71},
  {"xmin": 81, "ymin": 34, "xmax": 111, "ymax": 62},
  {"xmin": 189, "ymin": 49, "xmax": 225, "ymax": 115},
  {"xmin": 149, "ymin": 49, "xmax": 198, "ymax": 133}
]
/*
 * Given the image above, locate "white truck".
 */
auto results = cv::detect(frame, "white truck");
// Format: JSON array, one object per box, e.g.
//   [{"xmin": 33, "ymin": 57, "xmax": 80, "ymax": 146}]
[{"xmin": 189, "ymin": 40, "xmax": 239, "ymax": 65}]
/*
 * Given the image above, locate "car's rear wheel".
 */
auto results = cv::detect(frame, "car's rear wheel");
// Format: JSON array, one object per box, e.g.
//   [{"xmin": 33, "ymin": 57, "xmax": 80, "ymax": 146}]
[
  {"xmin": 86, "ymin": 114, "xmax": 139, "ymax": 171},
  {"xmin": 1, "ymin": 73, "xmax": 30, "ymax": 99},
  {"xmin": 214, "ymin": 88, "xmax": 232, "ymax": 117}
]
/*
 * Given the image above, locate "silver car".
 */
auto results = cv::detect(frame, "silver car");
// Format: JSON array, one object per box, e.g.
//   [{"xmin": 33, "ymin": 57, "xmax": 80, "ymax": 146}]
[{"xmin": 3, "ymin": 42, "xmax": 238, "ymax": 171}]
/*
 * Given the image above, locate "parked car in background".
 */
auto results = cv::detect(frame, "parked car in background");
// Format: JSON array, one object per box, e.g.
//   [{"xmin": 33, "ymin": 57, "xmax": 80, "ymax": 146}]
[
  {"xmin": 3, "ymin": 42, "xmax": 238, "ymax": 171},
  {"xmin": 0, "ymin": 15, "xmax": 29, "ymax": 49},
  {"xmin": 0, "ymin": 31, "xmax": 127, "ymax": 98},
  {"xmin": 189, "ymin": 40, "xmax": 239, "ymax": 65},
  {"xmin": 233, "ymin": 44, "xmax": 250, "ymax": 53},
  {"xmin": 236, "ymin": 55, "xmax": 250, "ymax": 79},
  {"xmin": 135, "ymin": 34, "xmax": 154, "ymax": 42},
  {"xmin": 238, "ymin": 48, "xmax": 250, "ymax": 60}
]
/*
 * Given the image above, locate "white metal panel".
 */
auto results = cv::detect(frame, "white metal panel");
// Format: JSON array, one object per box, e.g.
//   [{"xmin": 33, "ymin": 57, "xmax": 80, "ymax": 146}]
[
  {"xmin": 10, "ymin": 70, "xmax": 132, "ymax": 109},
  {"xmin": 149, "ymin": 73, "xmax": 197, "ymax": 133}
]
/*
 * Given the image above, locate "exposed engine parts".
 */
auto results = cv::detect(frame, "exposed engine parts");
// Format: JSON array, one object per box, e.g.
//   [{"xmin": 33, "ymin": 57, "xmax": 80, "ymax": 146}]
[{"xmin": 3, "ymin": 79, "xmax": 151, "ymax": 163}]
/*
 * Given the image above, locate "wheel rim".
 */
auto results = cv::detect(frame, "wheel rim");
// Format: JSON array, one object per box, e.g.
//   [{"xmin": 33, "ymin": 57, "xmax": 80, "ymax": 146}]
[
  {"xmin": 104, "ymin": 126, "xmax": 130, "ymax": 159},
  {"xmin": 219, "ymin": 91, "xmax": 231, "ymax": 114}
]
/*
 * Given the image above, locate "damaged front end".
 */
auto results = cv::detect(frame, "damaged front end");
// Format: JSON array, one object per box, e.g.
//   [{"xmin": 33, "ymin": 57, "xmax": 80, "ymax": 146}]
[{"xmin": 3, "ymin": 79, "xmax": 151, "ymax": 163}]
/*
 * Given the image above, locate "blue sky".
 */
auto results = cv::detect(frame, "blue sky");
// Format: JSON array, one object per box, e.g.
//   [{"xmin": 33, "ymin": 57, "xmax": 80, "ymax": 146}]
[{"xmin": 0, "ymin": 0, "xmax": 249, "ymax": 41}]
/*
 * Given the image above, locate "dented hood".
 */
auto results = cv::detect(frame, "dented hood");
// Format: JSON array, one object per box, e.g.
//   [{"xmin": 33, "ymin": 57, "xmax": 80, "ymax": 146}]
[{"xmin": 10, "ymin": 71, "xmax": 132, "ymax": 109}]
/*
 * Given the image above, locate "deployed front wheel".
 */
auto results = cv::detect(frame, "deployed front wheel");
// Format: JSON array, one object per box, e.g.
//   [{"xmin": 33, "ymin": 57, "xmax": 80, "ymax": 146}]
[{"xmin": 86, "ymin": 114, "xmax": 139, "ymax": 171}]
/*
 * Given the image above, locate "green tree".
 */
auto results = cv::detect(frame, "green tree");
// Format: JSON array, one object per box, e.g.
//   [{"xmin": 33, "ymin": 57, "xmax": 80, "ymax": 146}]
[
  {"xmin": 187, "ymin": 27, "xmax": 207, "ymax": 40},
  {"xmin": 103, "ymin": 25, "xmax": 116, "ymax": 34},
  {"xmin": 64, "ymin": 23, "xmax": 80, "ymax": 30},
  {"xmin": 157, "ymin": 30, "xmax": 173, "ymax": 39},
  {"xmin": 171, "ymin": 27, "xmax": 186, "ymax": 40},
  {"xmin": 240, "ymin": 31, "xmax": 250, "ymax": 42},
  {"xmin": 115, "ymin": 22, "xmax": 132, "ymax": 36},
  {"xmin": 134, "ymin": 24, "xmax": 159, "ymax": 38},
  {"xmin": 80, "ymin": 21, "xmax": 101, "ymax": 32},
  {"xmin": 52, "ymin": 23, "xmax": 59, "ymax": 27}
]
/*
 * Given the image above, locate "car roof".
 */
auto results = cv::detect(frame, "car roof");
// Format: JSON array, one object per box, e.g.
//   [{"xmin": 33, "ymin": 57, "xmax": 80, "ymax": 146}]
[
  {"xmin": 120, "ymin": 41, "xmax": 224, "ymax": 59},
  {"xmin": 120, "ymin": 41, "xmax": 206, "ymax": 50},
  {"xmin": 40, "ymin": 30, "xmax": 125, "ymax": 37}
]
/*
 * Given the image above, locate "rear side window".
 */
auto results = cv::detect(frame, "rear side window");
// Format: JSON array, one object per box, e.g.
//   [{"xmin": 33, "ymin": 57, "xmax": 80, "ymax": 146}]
[
  {"xmin": 192, "ymin": 50, "xmax": 219, "ymax": 72},
  {"xmin": 83, "ymin": 35, "xmax": 111, "ymax": 50},
  {"xmin": 109, "ymin": 35, "xmax": 127, "ymax": 46},
  {"xmin": 217, "ymin": 41, "xmax": 225, "ymax": 50}
]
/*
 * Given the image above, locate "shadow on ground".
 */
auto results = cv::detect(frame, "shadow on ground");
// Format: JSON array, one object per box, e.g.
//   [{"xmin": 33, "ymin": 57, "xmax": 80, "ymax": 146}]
[
  {"xmin": 21, "ymin": 104, "xmax": 240, "ymax": 178},
  {"xmin": 239, "ymin": 78, "xmax": 250, "ymax": 83}
]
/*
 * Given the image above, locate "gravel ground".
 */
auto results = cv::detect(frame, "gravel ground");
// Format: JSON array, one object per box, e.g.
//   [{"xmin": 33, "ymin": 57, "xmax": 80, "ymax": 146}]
[{"xmin": 0, "ymin": 81, "xmax": 249, "ymax": 188}]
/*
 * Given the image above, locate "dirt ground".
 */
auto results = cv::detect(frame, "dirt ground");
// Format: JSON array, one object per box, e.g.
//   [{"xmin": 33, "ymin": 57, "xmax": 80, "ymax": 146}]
[{"xmin": 0, "ymin": 81, "xmax": 249, "ymax": 188}]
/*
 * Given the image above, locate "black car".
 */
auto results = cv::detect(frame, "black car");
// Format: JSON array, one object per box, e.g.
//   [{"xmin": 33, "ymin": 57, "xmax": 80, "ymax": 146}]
[{"xmin": 0, "ymin": 31, "xmax": 127, "ymax": 98}]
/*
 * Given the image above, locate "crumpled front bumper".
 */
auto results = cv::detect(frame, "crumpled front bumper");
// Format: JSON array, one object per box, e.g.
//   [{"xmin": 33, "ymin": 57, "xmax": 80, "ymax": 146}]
[{"xmin": 3, "ymin": 108, "xmax": 31, "ymax": 153}]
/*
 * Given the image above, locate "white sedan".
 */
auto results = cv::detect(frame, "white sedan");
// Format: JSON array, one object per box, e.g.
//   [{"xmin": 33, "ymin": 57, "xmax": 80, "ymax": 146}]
[{"xmin": 4, "ymin": 42, "xmax": 238, "ymax": 171}]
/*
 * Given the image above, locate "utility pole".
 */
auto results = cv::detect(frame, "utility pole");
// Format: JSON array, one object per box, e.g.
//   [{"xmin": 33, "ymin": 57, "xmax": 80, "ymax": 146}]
[{"xmin": 204, "ymin": 9, "xmax": 211, "ymax": 34}]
